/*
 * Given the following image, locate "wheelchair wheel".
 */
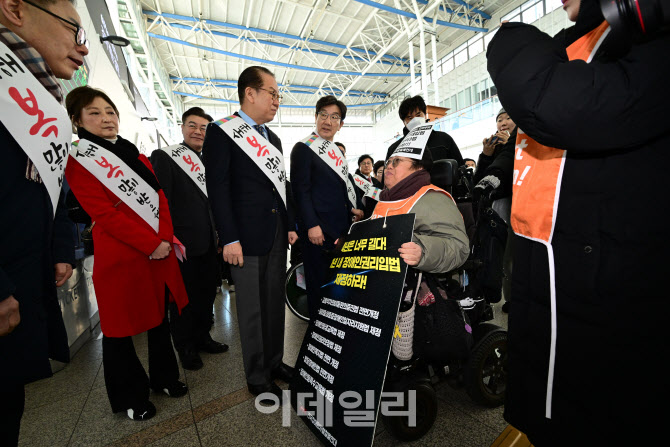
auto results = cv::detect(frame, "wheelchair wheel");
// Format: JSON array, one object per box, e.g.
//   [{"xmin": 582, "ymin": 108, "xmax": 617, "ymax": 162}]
[
  {"xmin": 464, "ymin": 330, "xmax": 507, "ymax": 407},
  {"xmin": 285, "ymin": 262, "xmax": 310, "ymax": 322},
  {"xmin": 382, "ymin": 381, "xmax": 438, "ymax": 442}
]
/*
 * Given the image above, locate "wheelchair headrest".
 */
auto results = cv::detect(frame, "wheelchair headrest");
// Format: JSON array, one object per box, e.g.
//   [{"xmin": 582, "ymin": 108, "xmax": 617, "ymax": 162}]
[{"xmin": 430, "ymin": 159, "xmax": 460, "ymax": 192}]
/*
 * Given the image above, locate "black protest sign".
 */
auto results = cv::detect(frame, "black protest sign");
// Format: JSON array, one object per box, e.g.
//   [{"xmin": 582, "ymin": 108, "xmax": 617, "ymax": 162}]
[{"xmin": 290, "ymin": 214, "xmax": 416, "ymax": 447}]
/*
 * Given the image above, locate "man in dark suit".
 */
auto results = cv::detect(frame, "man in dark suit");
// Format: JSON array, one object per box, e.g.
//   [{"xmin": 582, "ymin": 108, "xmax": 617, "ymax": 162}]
[
  {"xmin": 150, "ymin": 107, "xmax": 228, "ymax": 371},
  {"xmin": 1, "ymin": 0, "xmax": 87, "ymax": 443},
  {"xmin": 204, "ymin": 66, "xmax": 297, "ymax": 400},
  {"xmin": 385, "ymin": 95, "xmax": 463, "ymax": 165},
  {"xmin": 291, "ymin": 96, "xmax": 363, "ymax": 320}
]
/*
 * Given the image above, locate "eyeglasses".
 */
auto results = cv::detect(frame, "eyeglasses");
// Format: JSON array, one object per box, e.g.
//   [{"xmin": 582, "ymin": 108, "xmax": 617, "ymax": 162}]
[
  {"xmin": 257, "ymin": 87, "xmax": 283, "ymax": 103},
  {"xmin": 24, "ymin": 0, "xmax": 87, "ymax": 47},
  {"xmin": 385, "ymin": 157, "xmax": 411, "ymax": 169},
  {"xmin": 186, "ymin": 123, "xmax": 208, "ymax": 133},
  {"xmin": 360, "ymin": 161, "xmax": 373, "ymax": 166},
  {"xmin": 317, "ymin": 111, "xmax": 341, "ymax": 122}
]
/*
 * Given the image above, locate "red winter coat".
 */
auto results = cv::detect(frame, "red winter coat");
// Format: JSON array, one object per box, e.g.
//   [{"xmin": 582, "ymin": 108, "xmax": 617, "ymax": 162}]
[{"xmin": 65, "ymin": 134, "xmax": 188, "ymax": 338}]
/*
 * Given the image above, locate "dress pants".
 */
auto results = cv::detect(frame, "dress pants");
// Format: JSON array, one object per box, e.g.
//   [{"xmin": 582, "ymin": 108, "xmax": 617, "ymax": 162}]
[
  {"xmin": 301, "ymin": 236, "xmax": 336, "ymax": 322},
  {"xmin": 102, "ymin": 293, "xmax": 179, "ymax": 413},
  {"xmin": 0, "ymin": 385, "xmax": 24, "ymax": 447},
  {"xmin": 169, "ymin": 244, "xmax": 218, "ymax": 350},
  {"xmin": 231, "ymin": 219, "xmax": 287, "ymax": 386}
]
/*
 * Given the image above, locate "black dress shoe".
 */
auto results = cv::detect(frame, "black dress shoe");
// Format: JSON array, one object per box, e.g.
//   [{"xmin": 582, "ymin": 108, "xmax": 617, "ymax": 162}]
[
  {"xmin": 271, "ymin": 363, "xmax": 295, "ymax": 383},
  {"xmin": 152, "ymin": 380, "xmax": 188, "ymax": 398},
  {"xmin": 178, "ymin": 347, "xmax": 203, "ymax": 370},
  {"xmin": 127, "ymin": 401, "xmax": 156, "ymax": 421},
  {"xmin": 247, "ymin": 382, "xmax": 283, "ymax": 405},
  {"xmin": 198, "ymin": 335, "xmax": 229, "ymax": 354}
]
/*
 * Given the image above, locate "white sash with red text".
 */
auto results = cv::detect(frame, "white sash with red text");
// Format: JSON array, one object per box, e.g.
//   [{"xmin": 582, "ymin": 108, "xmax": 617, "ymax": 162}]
[
  {"xmin": 0, "ymin": 41, "xmax": 73, "ymax": 216},
  {"xmin": 352, "ymin": 173, "xmax": 381, "ymax": 200},
  {"xmin": 300, "ymin": 132, "xmax": 357, "ymax": 209},
  {"xmin": 160, "ymin": 144, "xmax": 207, "ymax": 197},
  {"xmin": 71, "ymin": 138, "xmax": 159, "ymax": 232},
  {"xmin": 215, "ymin": 115, "xmax": 286, "ymax": 207}
]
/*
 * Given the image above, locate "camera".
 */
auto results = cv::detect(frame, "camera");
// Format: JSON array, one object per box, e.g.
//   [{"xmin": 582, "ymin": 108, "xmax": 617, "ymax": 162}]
[{"xmin": 600, "ymin": 0, "xmax": 670, "ymax": 40}]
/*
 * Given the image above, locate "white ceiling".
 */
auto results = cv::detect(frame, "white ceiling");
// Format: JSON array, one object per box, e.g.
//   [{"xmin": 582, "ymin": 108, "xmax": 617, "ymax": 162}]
[{"xmin": 120, "ymin": 0, "xmax": 514, "ymax": 116}]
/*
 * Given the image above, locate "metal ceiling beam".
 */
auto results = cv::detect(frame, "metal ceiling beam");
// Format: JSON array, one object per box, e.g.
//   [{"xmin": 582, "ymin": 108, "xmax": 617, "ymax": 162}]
[
  {"xmin": 174, "ymin": 91, "xmax": 387, "ymax": 108},
  {"xmin": 148, "ymin": 32, "xmax": 411, "ymax": 77},
  {"xmin": 170, "ymin": 76, "xmax": 389, "ymax": 97},
  {"xmin": 143, "ymin": 10, "xmax": 408, "ymax": 64},
  {"xmin": 353, "ymin": 0, "xmax": 488, "ymax": 32},
  {"xmin": 415, "ymin": 0, "xmax": 492, "ymax": 20},
  {"xmin": 151, "ymin": 19, "xmax": 405, "ymax": 67}
]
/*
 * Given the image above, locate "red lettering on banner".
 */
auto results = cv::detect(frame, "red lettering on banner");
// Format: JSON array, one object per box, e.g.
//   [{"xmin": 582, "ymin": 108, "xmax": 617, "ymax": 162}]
[
  {"xmin": 328, "ymin": 149, "xmax": 343, "ymax": 166},
  {"xmin": 182, "ymin": 154, "xmax": 201, "ymax": 172},
  {"xmin": 8, "ymin": 87, "xmax": 58, "ymax": 137},
  {"xmin": 247, "ymin": 136, "xmax": 269, "ymax": 157},
  {"xmin": 95, "ymin": 156, "xmax": 124, "ymax": 178}
]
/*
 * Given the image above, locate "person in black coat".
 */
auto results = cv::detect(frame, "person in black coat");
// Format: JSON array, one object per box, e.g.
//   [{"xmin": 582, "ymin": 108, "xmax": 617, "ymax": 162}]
[
  {"xmin": 473, "ymin": 109, "xmax": 517, "ymax": 312},
  {"xmin": 385, "ymin": 95, "xmax": 463, "ymax": 166},
  {"xmin": 291, "ymin": 96, "xmax": 363, "ymax": 321},
  {"xmin": 151, "ymin": 107, "xmax": 229, "ymax": 371},
  {"xmin": 203, "ymin": 66, "xmax": 297, "ymax": 401},
  {"xmin": 0, "ymin": 2, "xmax": 88, "ymax": 444},
  {"xmin": 487, "ymin": 0, "xmax": 670, "ymax": 444}
]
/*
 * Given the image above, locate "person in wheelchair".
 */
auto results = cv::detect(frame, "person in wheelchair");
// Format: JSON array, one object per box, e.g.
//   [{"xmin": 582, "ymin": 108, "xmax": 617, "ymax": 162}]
[{"xmin": 372, "ymin": 150, "xmax": 469, "ymax": 275}]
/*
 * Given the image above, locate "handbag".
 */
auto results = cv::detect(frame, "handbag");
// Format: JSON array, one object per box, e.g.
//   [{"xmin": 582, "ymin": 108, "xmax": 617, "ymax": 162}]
[
  {"xmin": 413, "ymin": 274, "xmax": 474, "ymax": 361},
  {"xmin": 392, "ymin": 298, "xmax": 415, "ymax": 361}
]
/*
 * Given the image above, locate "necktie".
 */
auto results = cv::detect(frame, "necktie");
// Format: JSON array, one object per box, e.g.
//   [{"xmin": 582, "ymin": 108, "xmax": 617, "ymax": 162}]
[{"xmin": 254, "ymin": 124, "xmax": 267, "ymax": 140}]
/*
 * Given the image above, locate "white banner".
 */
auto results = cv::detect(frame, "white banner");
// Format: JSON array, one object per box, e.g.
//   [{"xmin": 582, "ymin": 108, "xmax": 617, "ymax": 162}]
[
  {"xmin": 0, "ymin": 41, "xmax": 73, "ymax": 216},
  {"xmin": 352, "ymin": 174, "xmax": 381, "ymax": 200},
  {"xmin": 160, "ymin": 144, "xmax": 207, "ymax": 197},
  {"xmin": 300, "ymin": 132, "xmax": 357, "ymax": 209},
  {"xmin": 216, "ymin": 115, "xmax": 286, "ymax": 208},
  {"xmin": 71, "ymin": 138, "xmax": 159, "ymax": 232},
  {"xmin": 392, "ymin": 124, "xmax": 434, "ymax": 159}
]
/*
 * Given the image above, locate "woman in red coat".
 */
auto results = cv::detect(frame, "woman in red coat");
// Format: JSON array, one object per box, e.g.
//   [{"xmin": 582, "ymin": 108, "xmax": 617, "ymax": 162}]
[{"xmin": 64, "ymin": 86, "xmax": 189, "ymax": 421}]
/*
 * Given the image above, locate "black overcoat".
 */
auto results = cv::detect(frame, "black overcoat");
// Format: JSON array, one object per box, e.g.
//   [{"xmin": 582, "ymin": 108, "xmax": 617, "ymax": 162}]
[
  {"xmin": 0, "ymin": 123, "xmax": 74, "ymax": 386},
  {"xmin": 203, "ymin": 117, "xmax": 294, "ymax": 256},
  {"xmin": 487, "ymin": 0, "xmax": 670, "ymax": 444}
]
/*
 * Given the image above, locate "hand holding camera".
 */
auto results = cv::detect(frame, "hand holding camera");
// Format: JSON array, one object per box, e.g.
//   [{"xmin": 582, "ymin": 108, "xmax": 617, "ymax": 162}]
[{"xmin": 482, "ymin": 130, "xmax": 510, "ymax": 155}]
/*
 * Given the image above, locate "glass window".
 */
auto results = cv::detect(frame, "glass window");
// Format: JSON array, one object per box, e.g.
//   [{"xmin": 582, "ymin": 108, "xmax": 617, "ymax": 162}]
[
  {"xmin": 522, "ymin": 0, "xmax": 544, "ymax": 24},
  {"xmin": 484, "ymin": 28, "xmax": 498, "ymax": 49},
  {"xmin": 457, "ymin": 90, "xmax": 467, "ymax": 110},
  {"xmin": 442, "ymin": 57, "xmax": 454, "ymax": 73},
  {"xmin": 468, "ymin": 36, "xmax": 483, "ymax": 57},
  {"xmin": 454, "ymin": 43, "xmax": 468, "ymax": 67},
  {"xmin": 545, "ymin": 0, "xmax": 563, "ymax": 12},
  {"xmin": 501, "ymin": 7, "xmax": 520, "ymax": 22}
]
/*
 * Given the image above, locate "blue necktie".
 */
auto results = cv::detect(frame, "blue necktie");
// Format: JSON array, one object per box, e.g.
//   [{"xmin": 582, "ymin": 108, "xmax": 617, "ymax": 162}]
[{"xmin": 254, "ymin": 124, "xmax": 267, "ymax": 140}]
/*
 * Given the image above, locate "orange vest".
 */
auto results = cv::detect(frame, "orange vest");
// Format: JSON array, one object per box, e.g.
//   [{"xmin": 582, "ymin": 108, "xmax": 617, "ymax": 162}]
[
  {"xmin": 371, "ymin": 185, "xmax": 454, "ymax": 219},
  {"xmin": 511, "ymin": 21, "xmax": 610, "ymax": 243}
]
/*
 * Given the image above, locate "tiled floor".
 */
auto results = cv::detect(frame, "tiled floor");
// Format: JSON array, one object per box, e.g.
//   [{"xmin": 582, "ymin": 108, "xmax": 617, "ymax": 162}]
[{"xmin": 19, "ymin": 286, "xmax": 509, "ymax": 447}]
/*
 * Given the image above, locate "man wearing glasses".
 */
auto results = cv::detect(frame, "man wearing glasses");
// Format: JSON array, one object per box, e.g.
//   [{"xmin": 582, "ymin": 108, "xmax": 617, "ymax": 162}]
[
  {"xmin": 150, "ymin": 107, "xmax": 229, "ymax": 372},
  {"xmin": 0, "ymin": 0, "xmax": 88, "ymax": 445},
  {"xmin": 291, "ymin": 96, "xmax": 363, "ymax": 321},
  {"xmin": 204, "ymin": 66, "xmax": 297, "ymax": 403}
]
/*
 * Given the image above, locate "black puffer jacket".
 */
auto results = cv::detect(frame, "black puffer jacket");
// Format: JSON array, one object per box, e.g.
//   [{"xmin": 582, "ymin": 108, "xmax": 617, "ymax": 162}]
[{"xmin": 487, "ymin": 0, "xmax": 670, "ymax": 444}]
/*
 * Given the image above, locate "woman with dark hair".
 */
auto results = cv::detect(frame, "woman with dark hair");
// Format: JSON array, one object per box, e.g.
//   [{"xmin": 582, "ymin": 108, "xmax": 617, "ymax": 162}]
[
  {"xmin": 373, "ymin": 151, "xmax": 468, "ymax": 274},
  {"xmin": 64, "ymin": 86, "xmax": 189, "ymax": 421}
]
